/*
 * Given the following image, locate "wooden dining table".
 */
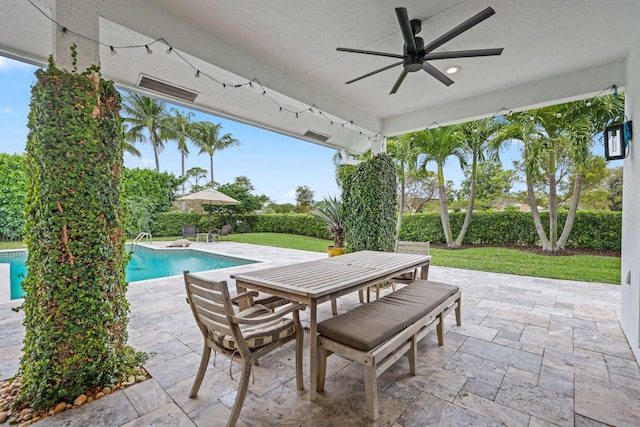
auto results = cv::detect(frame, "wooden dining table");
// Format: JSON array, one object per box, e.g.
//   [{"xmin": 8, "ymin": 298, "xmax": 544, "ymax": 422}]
[{"xmin": 231, "ymin": 250, "xmax": 432, "ymax": 400}]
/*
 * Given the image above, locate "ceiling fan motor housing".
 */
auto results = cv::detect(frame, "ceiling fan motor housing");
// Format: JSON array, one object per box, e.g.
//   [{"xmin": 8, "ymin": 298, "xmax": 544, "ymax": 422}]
[{"xmin": 404, "ymin": 37, "xmax": 425, "ymax": 72}]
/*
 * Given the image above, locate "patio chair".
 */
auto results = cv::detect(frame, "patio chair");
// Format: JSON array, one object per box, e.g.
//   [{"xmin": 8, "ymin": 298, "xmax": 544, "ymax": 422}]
[
  {"xmin": 182, "ymin": 224, "xmax": 197, "ymax": 239},
  {"xmin": 360, "ymin": 241, "xmax": 430, "ymax": 302},
  {"xmin": 209, "ymin": 224, "xmax": 232, "ymax": 242},
  {"xmin": 183, "ymin": 272, "xmax": 305, "ymax": 427}
]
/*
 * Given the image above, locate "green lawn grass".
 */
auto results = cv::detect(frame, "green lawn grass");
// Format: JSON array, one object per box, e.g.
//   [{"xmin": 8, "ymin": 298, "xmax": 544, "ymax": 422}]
[{"xmin": 3, "ymin": 233, "xmax": 621, "ymax": 284}]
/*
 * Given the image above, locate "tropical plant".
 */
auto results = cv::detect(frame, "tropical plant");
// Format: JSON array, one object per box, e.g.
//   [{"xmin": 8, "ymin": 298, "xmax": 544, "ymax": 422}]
[
  {"xmin": 413, "ymin": 127, "xmax": 466, "ymax": 246},
  {"xmin": 496, "ymin": 95, "xmax": 623, "ymax": 252},
  {"xmin": 191, "ymin": 121, "xmax": 240, "ymax": 186},
  {"xmin": 121, "ymin": 94, "xmax": 171, "ymax": 172},
  {"xmin": 295, "ymin": 185, "xmax": 315, "ymax": 213},
  {"xmin": 165, "ymin": 108, "xmax": 195, "ymax": 195},
  {"xmin": 453, "ymin": 118, "xmax": 502, "ymax": 246},
  {"xmin": 314, "ymin": 195, "xmax": 345, "ymax": 248},
  {"xmin": 0, "ymin": 153, "xmax": 27, "ymax": 240},
  {"xmin": 387, "ymin": 135, "xmax": 419, "ymax": 234}
]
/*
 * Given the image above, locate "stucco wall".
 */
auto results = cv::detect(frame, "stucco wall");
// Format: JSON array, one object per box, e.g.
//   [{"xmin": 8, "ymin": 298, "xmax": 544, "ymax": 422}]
[{"xmin": 621, "ymin": 23, "xmax": 640, "ymax": 362}]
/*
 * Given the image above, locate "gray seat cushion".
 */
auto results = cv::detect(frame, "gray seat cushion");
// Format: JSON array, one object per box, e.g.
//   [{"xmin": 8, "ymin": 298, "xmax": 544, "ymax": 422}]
[{"xmin": 317, "ymin": 280, "xmax": 459, "ymax": 351}]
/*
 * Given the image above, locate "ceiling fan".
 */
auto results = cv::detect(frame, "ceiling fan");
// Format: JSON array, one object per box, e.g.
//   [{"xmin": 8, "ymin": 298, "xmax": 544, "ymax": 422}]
[{"xmin": 336, "ymin": 7, "xmax": 504, "ymax": 94}]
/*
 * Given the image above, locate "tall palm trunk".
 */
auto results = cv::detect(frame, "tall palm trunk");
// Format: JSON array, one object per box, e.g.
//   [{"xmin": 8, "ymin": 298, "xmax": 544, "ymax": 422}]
[
  {"xmin": 209, "ymin": 154, "xmax": 214, "ymax": 187},
  {"xmin": 149, "ymin": 130, "xmax": 160, "ymax": 172},
  {"xmin": 526, "ymin": 173, "xmax": 551, "ymax": 251},
  {"xmin": 437, "ymin": 165, "xmax": 453, "ymax": 246},
  {"xmin": 548, "ymin": 152, "xmax": 558, "ymax": 252},
  {"xmin": 558, "ymin": 172, "xmax": 583, "ymax": 249},
  {"xmin": 454, "ymin": 158, "xmax": 476, "ymax": 247},
  {"xmin": 396, "ymin": 167, "xmax": 405, "ymax": 235}
]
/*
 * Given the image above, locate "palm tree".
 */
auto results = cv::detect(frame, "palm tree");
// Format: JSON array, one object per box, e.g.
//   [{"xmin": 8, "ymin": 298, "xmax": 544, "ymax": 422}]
[
  {"xmin": 413, "ymin": 127, "xmax": 466, "ymax": 246},
  {"xmin": 387, "ymin": 135, "xmax": 419, "ymax": 234},
  {"xmin": 495, "ymin": 98, "xmax": 608, "ymax": 253},
  {"xmin": 453, "ymin": 118, "xmax": 502, "ymax": 247},
  {"xmin": 166, "ymin": 109, "xmax": 195, "ymax": 196},
  {"xmin": 191, "ymin": 121, "xmax": 240, "ymax": 186},
  {"xmin": 121, "ymin": 94, "xmax": 171, "ymax": 172}
]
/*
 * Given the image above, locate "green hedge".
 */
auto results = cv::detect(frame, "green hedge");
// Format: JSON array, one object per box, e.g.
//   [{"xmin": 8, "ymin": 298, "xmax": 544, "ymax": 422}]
[
  {"xmin": 399, "ymin": 210, "xmax": 621, "ymax": 251},
  {"xmin": 150, "ymin": 209, "xmax": 621, "ymax": 252}
]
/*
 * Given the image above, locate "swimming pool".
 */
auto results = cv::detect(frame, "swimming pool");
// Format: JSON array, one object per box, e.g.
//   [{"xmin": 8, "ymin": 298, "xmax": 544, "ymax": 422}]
[{"xmin": 1, "ymin": 246, "xmax": 257, "ymax": 300}]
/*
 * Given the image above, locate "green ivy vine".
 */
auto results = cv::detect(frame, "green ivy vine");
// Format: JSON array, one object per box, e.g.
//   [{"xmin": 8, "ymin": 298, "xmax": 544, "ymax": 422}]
[
  {"xmin": 342, "ymin": 154, "xmax": 397, "ymax": 252},
  {"xmin": 19, "ymin": 52, "xmax": 142, "ymax": 409}
]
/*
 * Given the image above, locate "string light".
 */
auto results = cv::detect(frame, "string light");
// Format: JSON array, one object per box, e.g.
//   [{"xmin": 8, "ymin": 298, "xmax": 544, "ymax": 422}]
[{"xmin": 24, "ymin": 0, "xmax": 379, "ymax": 142}]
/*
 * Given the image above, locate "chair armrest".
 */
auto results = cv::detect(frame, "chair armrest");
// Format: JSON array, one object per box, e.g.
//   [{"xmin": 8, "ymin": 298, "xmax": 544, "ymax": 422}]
[
  {"xmin": 232, "ymin": 302, "xmax": 306, "ymax": 325},
  {"xmin": 230, "ymin": 290, "xmax": 260, "ymax": 303}
]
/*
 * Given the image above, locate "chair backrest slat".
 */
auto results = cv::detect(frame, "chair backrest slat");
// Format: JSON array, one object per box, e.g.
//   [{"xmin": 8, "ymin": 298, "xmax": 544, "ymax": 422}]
[
  {"xmin": 184, "ymin": 271, "xmax": 238, "ymax": 340},
  {"xmin": 396, "ymin": 240, "xmax": 430, "ymax": 255}
]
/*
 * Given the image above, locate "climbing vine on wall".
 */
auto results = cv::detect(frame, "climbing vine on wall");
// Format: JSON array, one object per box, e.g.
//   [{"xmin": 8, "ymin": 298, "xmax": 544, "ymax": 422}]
[
  {"xmin": 20, "ymin": 53, "xmax": 142, "ymax": 408},
  {"xmin": 343, "ymin": 154, "xmax": 397, "ymax": 252}
]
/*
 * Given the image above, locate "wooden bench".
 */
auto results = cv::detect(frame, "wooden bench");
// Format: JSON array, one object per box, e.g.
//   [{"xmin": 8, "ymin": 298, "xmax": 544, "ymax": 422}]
[{"xmin": 316, "ymin": 280, "xmax": 461, "ymax": 421}]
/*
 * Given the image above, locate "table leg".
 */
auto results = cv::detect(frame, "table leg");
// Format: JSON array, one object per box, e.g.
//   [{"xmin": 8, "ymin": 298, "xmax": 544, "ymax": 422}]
[{"xmin": 309, "ymin": 300, "xmax": 319, "ymax": 401}]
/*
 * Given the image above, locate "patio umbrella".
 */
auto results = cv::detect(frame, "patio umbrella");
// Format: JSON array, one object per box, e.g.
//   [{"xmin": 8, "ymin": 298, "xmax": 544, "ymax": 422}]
[{"xmin": 178, "ymin": 188, "xmax": 240, "ymax": 231}]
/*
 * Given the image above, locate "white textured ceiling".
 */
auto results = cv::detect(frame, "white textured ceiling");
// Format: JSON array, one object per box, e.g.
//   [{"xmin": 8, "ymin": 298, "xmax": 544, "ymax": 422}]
[{"xmin": 1, "ymin": 0, "xmax": 639, "ymax": 153}]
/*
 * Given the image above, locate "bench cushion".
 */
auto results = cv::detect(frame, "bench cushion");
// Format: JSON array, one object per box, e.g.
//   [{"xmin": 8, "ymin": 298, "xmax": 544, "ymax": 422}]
[{"xmin": 317, "ymin": 280, "xmax": 459, "ymax": 351}]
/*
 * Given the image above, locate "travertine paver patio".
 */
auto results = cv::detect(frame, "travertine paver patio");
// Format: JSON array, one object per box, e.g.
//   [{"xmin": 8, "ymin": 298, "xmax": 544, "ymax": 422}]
[{"xmin": 1, "ymin": 242, "xmax": 638, "ymax": 426}]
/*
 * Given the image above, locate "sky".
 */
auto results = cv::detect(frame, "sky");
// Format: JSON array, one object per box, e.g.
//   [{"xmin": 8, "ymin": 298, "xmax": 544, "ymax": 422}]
[{"xmin": 3, "ymin": 55, "xmax": 619, "ymax": 205}]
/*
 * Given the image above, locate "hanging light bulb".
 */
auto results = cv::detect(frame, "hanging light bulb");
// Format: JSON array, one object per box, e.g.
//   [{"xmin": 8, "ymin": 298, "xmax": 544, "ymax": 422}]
[
  {"xmin": 556, "ymin": 112, "xmax": 562, "ymax": 118},
  {"xmin": 109, "ymin": 46, "xmax": 117, "ymax": 56},
  {"xmin": 145, "ymin": 45, "xmax": 152, "ymax": 54},
  {"xmin": 166, "ymin": 46, "xmax": 173, "ymax": 55},
  {"xmin": 195, "ymin": 70, "xmax": 200, "ymax": 78},
  {"xmin": 586, "ymin": 101, "xmax": 592, "ymax": 107}
]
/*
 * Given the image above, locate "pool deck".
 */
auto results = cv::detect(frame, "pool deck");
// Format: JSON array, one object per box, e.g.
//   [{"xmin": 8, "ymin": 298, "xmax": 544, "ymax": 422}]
[{"xmin": 1, "ymin": 241, "xmax": 639, "ymax": 426}]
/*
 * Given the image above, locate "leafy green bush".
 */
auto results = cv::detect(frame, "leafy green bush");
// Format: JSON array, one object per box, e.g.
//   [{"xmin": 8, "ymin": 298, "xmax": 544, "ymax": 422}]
[
  {"xmin": 399, "ymin": 210, "xmax": 621, "ymax": 251},
  {"xmin": 151, "ymin": 211, "xmax": 206, "ymax": 236},
  {"xmin": 0, "ymin": 154, "xmax": 27, "ymax": 240}
]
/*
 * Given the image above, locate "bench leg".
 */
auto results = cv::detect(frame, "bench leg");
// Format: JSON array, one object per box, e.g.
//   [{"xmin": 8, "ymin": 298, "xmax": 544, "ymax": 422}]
[
  {"xmin": 318, "ymin": 346, "xmax": 332, "ymax": 392},
  {"xmin": 408, "ymin": 334, "xmax": 418, "ymax": 375},
  {"xmin": 437, "ymin": 314, "xmax": 445, "ymax": 346},
  {"xmin": 363, "ymin": 364, "xmax": 378, "ymax": 421},
  {"xmin": 331, "ymin": 297, "xmax": 338, "ymax": 315},
  {"xmin": 455, "ymin": 299, "xmax": 462, "ymax": 326}
]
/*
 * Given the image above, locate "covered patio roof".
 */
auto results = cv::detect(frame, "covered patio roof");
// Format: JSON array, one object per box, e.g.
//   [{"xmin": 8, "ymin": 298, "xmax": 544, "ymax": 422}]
[{"xmin": 1, "ymin": 0, "xmax": 638, "ymax": 154}]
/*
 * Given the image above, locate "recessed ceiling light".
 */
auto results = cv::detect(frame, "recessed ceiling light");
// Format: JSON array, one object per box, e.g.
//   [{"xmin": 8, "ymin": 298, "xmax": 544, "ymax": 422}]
[{"xmin": 446, "ymin": 66, "xmax": 461, "ymax": 75}]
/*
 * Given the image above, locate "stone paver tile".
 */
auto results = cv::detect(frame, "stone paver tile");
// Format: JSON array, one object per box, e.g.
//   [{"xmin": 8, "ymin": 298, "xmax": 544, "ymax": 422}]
[
  {"xmin": 573, "ymin": 305, "xmax": 618, "ymax": 322},
  {"xmin": 222, "ymin": 384, "xmax": 322, "ymax": 426},
  {"xmin": 402, "ymin": 367, "xmax": 468, "ymax": 402},
  {"xmin": 549, "ymin": 315, "xmax": 597, "ymax": 332},
  {"xmin": 575, "ymin": 374, "xmax": 640, "ymax": 427},
  {"xmin": 450, "ymin": 322, "xmax": 498, "ymax": 342},
  {"xmin": 120, "ymin": 403, "xmax": 196, "ymax": 427},
  {"xmin": 238, "ymin": 355, "xmax": 298, "ymax": 398},
  {"xmin": 459, "ymin": 337, "xmax": 542, "ymax": 374},
  {"xmin": 444, "ymin": 352, "xmax": 507, "ymax": 386},
  {"xmin": 520, "ymin": 324, "xmax": 573, "ymax": 353},
  {"xmin": 495, "ymin": 378, "xmax": 573, "ymax": 426},
  {"xmin": 455, "ymin": 390, "xmax": 530, "ymax": 426},
  {"xmin": 532, "ymin": 304, "xmax": 573, "ymax": 319},
  {"xmin": 604, "ymin": 353, "xmax": 640, "ymax": 380},
  {"xmin": 143, "ymin": 338, "xmax": 194, "ymax": 367},
  {"xmin": 461, "ymin": 378, "xmax": 499, "ymax": 401},
  {"xmin": 476, "ymin": 300, "xmax": 515, "ymax": 311},
  {"xmin": 529, "ymin": 415, "xmax": 563, "ymax": 427},
  {"xmin": 574, "ymin": 414, "xmax": 612, "ymax": 426},
  {"xmin": 398, "ymin": 392, "xmax": 502, "ymax": 427},
  {"xmin": 487, "ymin": 308, "xmax": 550, "ymax": 328},
  {"xmin": 596, "ymin": 321, "xmax": 626, "ymax": 337},
  {"xmin": 481, "ymin": 315, "xmax": 526, "ymax": 335},
  {"xmin": 538, "ymin": 364, "xmax": 574, "ymax": 397},
  {"xmin": 492, "ymin": 336, "xmax": 545, "ymax": 356},
  {"xmin": 505, "ymin": 366, "xmax": 538, "ymax": 386},
  {"xmin": 145, "ymin": 351, "xmax": 203, "ymax": 388},
  {"xmin": 573, "ymin": 328, "xmax": 635, "ymax": 359},
  {"xmin": 123, "ymin": 379, "xmax": 172, "ymax": 416},
  {"xmin": 32, "ymin": 391, "xmax": 138, "ymax": 427},
  {"xmin": 542, "ymin": 348, "xmax": 608, "ymax": 380},
  {"xmin": 164, "ymin": 369, "xmax": 239, "ymax": 418}
]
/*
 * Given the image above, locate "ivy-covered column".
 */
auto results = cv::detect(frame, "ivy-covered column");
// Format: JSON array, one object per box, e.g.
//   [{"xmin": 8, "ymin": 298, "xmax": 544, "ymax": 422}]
[
  {"xmin": 19, "ymin": 55, "xmax": 139, "ymax": 408},
  {"xmin": 343, "ymin": 154, "xmax": 397, "ymax": 252}
]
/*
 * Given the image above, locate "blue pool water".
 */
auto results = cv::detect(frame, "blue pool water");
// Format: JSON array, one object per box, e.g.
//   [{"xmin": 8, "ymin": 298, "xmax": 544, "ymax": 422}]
[{"xmin": 2, "ymin": 246, "xmax": 256, "ymax": 300}]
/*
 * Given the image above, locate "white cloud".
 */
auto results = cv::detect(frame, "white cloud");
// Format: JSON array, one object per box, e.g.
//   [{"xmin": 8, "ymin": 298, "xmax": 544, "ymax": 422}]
[
  {"xmin": 284, "ymin": 189, "xmax": 296, "ymax": 200},
  {"xmin": 1, "ymin": 107, "xmax": 13, "ymax": 114}
]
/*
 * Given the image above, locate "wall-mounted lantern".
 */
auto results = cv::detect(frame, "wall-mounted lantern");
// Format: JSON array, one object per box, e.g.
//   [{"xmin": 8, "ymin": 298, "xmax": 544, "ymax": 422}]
[{"xmin": 604, "ymin": 121, "xmax": 632, "ymax": 161}]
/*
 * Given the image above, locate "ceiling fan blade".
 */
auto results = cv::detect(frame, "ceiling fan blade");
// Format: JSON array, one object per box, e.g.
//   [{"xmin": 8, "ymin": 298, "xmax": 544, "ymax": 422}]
[
  {"xmin": 390, "ymin": 69, "xmax": 408, "ymax": 94},
  {"xmin": 423, "ymin": 48, "xmax": 504, "ymax": 60},
  {"xmin": 422, "ymin": 62, "xmax": 454, "ymax": 86},
  {"xmin": 337, "ymin": 47, "xmax": 404, "ymax": 59},
  {"xmin": 395, "ymin": 7, "xmax": 417, "ymax": 56},
  {"xmin": 345, "ymin": 60, "xmax": 405, "ymax": 84},
  {"xmin": 423, "ymin": 7, "xmax": 496, "ymax": 53}
]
